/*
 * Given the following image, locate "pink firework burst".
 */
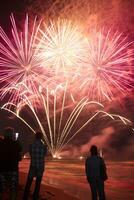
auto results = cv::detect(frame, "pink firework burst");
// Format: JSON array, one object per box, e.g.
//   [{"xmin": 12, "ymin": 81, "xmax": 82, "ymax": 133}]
[
  {"xmin": 0, "ymin": 14, "xmax": 52, "ymax": 100},
  {"xmin": 79, "ymin": 29, "xmax": 134, "ymax": 101}
]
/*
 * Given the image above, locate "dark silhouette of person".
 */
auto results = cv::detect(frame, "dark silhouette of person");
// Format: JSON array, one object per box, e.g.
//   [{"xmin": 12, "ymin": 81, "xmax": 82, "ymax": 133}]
[
  {"xmin": 0, "ymin": 127, "xmax": 22, "ymax": 200},
  {"xmin": 85, "ymin": 145, "xmax": 107, "ymax": 200},
  {"xmin": 23, "ymin": 132, "xmax": 47, "ymax": 200}
]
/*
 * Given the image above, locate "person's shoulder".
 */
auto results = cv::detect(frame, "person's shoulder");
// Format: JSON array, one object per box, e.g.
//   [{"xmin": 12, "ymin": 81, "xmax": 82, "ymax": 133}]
[
  {"xmin": 40, "ymin": 140, "xmax": 47, "ymax": 147},
  {"xmin": 98, "ymin": 156, "xmax": 105, "ymax": 163},
  {"xmin": 42, "ymin": 143, "xmax": 47, "ymax": 151},
  {"xmin": 86, "ymin": 156, "xmax": 91, "ymax": 161},
  {"xmin": 97, "ymin": 155, "xmax": 103, "ymax": 160},
  {"xmin": 98, "ymin": 155, "xmax": 104, "ymax": 159}
]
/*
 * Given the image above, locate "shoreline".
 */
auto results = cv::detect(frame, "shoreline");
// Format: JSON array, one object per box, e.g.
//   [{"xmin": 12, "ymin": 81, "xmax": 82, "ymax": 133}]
[
  {"xmin": 19, "ymin": 171, "xmax": 80, "ymax": 200},
  {"xmin": 19, "ymin": 159, "xmax": 134, "ymax": 200}
]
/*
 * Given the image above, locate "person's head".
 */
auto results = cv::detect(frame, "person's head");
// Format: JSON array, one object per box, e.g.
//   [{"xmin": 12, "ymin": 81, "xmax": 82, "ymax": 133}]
[
  {"xmin": 35, "ymin": 131, "xmax": 43, "ymax": 140},
  {"xmin": 90, "ymin": 145, "xmax": 98, "ymax": 156},
  {"xmin": 4, "ymin": 127, "xmax": 14, "ymax": 139}
]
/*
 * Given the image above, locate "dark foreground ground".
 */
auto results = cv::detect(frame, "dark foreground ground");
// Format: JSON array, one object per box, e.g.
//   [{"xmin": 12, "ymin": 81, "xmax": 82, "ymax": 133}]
[
  {"xmin": 4, "ymin": 159, "xmax": 134, "ymax": 200},
  {"xmin": 3, "ymin": 171, "xmax": 79, "ymax": 200}
]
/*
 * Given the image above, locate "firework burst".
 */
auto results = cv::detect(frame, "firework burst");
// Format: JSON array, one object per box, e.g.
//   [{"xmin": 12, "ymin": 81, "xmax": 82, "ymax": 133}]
[
  {"xmin": 79, "ymin": 29, "xmax": 134, "ymax": 101},
  {"xmin": 38, "ymin": 19, "xmax": 87, "ymax": 76},
  {"xmin": 0, "ymin": 14, "xmax": 51, "ymax": 100}
]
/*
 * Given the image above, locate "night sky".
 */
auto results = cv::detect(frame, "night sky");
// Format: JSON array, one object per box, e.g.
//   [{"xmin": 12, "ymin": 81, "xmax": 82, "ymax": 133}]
[{"xmin": 0, "ymin": 0, "xmax": 134, "ymax": 159}]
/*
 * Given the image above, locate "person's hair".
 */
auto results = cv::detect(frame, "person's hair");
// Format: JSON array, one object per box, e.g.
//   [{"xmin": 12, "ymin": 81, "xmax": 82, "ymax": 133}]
[
  {"xmin": 90, "ymin": 145, "xmax": 98, "ymax": 155},
  {"xmin": 4, "ymin": 127, "xmax": 14, "ymax": 139},
  {"xmin": 35, "ymin": 132, "xmax": 43, "ymax": 139}
]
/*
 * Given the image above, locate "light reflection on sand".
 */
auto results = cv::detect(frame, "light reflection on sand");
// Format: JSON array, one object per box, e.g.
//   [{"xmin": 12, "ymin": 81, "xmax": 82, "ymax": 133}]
[{"xmin": 20, "ymin": 160, "xmax": 134, "ymax": 200}]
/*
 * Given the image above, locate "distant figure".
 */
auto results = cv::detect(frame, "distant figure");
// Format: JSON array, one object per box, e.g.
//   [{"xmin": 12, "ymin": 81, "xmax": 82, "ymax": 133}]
[
  {"xmin": 85, "ymin": 145, "xmax": 108, "ymax": 200},
  {"xmin": 23, "ymin": 132, "xmax": 47, "ymax": 200},
  {"xmin": 0, "ymin": 127, "xmax": 22, "ymax": 200}
]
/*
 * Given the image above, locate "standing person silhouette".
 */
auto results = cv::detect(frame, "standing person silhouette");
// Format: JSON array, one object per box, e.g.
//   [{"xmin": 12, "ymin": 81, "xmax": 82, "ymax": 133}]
[
  {"xmin": 85, "ymin": 145, "xmax": 107, "ymax": 200},
  {"xmin": 23, "ymin": 132, "xmax": 47, "ymax": 200},
  {"xmin": 0, "ymin": 127, "xmax": 22, "ymax": 200}
]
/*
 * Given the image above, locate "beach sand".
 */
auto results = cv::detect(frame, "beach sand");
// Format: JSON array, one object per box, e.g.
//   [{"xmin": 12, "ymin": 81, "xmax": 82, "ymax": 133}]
[{"xmin": 1, "ymin": 172, "xmax": 80, "ymax": 200}]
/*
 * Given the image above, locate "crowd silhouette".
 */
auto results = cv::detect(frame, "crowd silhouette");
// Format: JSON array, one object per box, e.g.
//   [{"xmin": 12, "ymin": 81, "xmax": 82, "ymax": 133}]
[
  {"xmin": 0, "ymin": 127, "xmax": 22, "ymax": 200},
  {"xmin": 0, "ymin": 128, "xmax": 107, "ymax": 200}
]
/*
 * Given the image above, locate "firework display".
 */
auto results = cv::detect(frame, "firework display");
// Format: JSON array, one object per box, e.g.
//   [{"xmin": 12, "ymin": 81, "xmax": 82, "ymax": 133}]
[{"xmin": 0, "ymin": 14, "xmax": 133, "ymax": 156}]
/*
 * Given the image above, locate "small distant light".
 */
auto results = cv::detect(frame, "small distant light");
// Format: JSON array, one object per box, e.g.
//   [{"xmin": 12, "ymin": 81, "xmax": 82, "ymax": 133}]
[
  {"xmin": 53, "ymin": 153, "xmax": 62, "ymax": 159},
  {"xmin": 53, "ymin": 154, "xmax": 57, "ymax": 158},
  {"xmin": 79, "ymin": 156, "xmax": 83, "ymax": 160},
  {"xmin": 23, "ymin": 155, "xmax": 26, "ymax": 159}
]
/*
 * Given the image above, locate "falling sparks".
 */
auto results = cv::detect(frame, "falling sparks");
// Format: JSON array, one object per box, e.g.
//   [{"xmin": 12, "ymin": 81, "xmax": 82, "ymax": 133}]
[{"xmin": 1, "ymin": 83, "xmax": 133, "ymax": 156}]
